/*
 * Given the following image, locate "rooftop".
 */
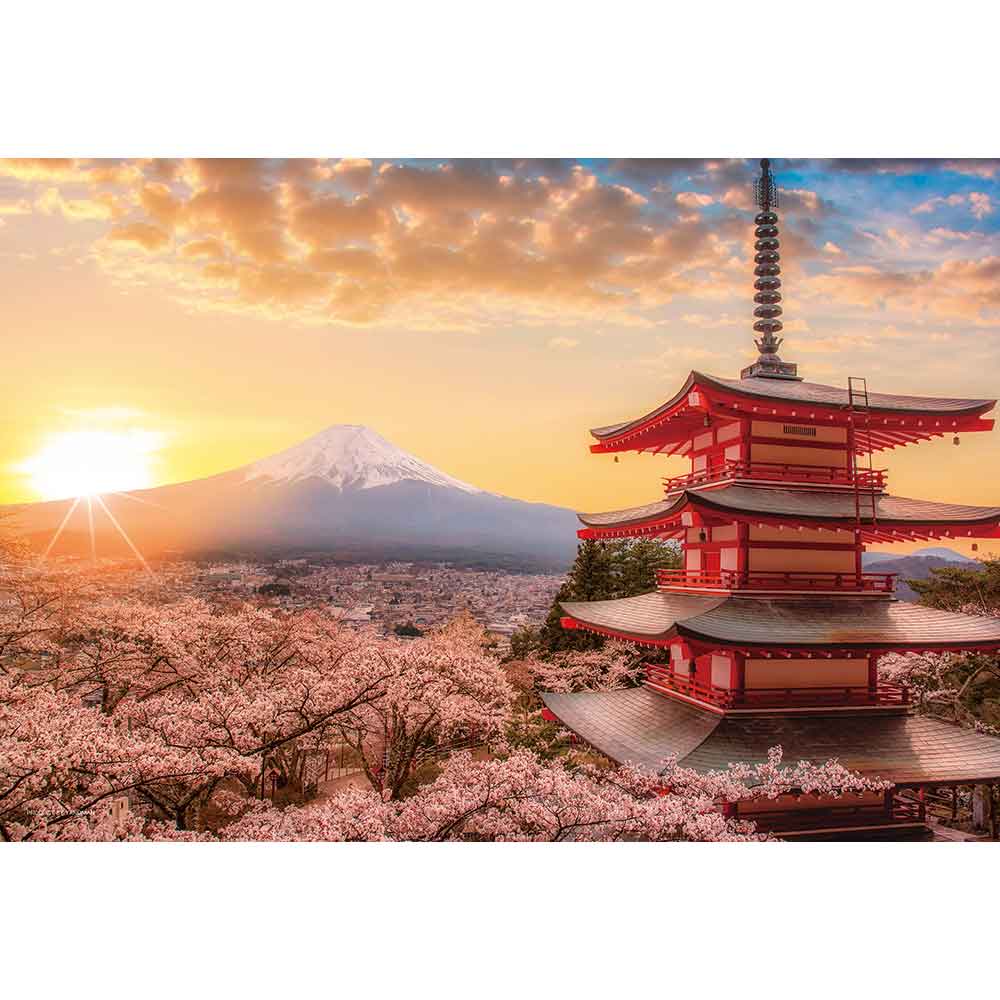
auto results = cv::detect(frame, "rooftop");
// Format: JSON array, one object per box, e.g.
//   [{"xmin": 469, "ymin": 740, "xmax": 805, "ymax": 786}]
[
  {"xmin": 590, "ymin": 371, "xmax": 996, "ymax": 453},
  {"xmin": 541, "ymin": 687, "xmax": 1000, "ymax": 784},
  {"xmin": 577, "ymin": 484, "xmax": 1000, "ymax": 538},
  {"xmin": 560, "ymin": 591, "xmax": 1000, "ymax": 652}
]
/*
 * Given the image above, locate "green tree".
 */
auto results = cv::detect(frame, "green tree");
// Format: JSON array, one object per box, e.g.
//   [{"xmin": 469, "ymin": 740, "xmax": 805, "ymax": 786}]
[
  {"xmin": 909, "ymin": 558, "xmax": 1000, "ymax": 612},
  {"xmin": 536, "ymin": 539, "xmax": 680, "ymax": 654},
  {"xmin": 393, "ymin": 622, "xmax": 423, "ymax": 637},
  {"xmin": 904, "ymin": 559, "xmax": 1000, "ymax": 727}
]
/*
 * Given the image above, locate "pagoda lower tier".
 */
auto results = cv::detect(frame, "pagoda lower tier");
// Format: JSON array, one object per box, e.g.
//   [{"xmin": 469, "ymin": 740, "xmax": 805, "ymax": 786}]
[
  {"xmin": 549, "ymin": 591, "xmax": 1000, "ymax": 836},
  {"xmin": 560, "ymin": 591, "xmax": 1000, "ymax": 653},
  {"xmin": 558, "ymin": 591, "xmax": 1000, "ymax": 713},
  {"xmin": 540, "ymin": 687, "xmax": 1000, "ymax": 837},
  {"xmin": 541, "ymin": 687, "xmax": 1000, "ymax": 785}
]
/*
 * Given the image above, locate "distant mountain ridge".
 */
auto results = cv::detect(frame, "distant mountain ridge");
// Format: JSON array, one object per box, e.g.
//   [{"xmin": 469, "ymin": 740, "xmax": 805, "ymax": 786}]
[
  {"xmin": 6, "ymin": 425, "xmax": 579, "ymax": 570},
  {"xmin": 865, "ymin": 546, "xmax": 979, "ymax": 566},
  {"xmin": 862, "ymin": 547, "xmax": 982, "ymax": 601}
]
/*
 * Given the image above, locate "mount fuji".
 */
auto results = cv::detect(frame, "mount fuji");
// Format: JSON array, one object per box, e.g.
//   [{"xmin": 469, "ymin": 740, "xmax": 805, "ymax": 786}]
[{"xmin": 7, "ymin": 425, "xmax": 580, "ymax": 570}]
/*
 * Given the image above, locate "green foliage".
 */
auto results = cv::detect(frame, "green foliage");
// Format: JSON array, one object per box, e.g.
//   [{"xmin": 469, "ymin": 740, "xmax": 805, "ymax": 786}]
[
  {"xmin": 504, "ymin": 711, "xmax": 573, "ymax": 761},
  {"xmin": 508, "ymin": 625, "xmax": 541, "ymax": 661},
  {"xmin": 393, "ymin": 622, "xmax": 423, "ymax": 637},
  {"xmin": 909, "ymin": 558, "xmax": 1000, "ymax": 612},
  {"xmin": 908, "ymin": 559, "xmax": 1000, "ymax": 726},
  {"xmin": 536, "ymin": 539, "xmax": 681, "ymax": 655}
]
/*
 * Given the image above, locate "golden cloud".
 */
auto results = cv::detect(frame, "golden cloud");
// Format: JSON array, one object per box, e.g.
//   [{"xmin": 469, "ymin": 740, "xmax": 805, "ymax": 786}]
[
  {"xmin": 4, "ymin": 157, "xmax": 998, "ymax": 334},
  {"xmin": 107, "ymin": 222, "xmax": 171, "ymax": 251}
]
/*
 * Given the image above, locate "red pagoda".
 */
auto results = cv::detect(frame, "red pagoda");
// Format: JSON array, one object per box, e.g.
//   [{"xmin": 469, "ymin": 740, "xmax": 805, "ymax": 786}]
[{"xmin": 543, "ymin": 160, "xmax": 1000, "ymax": 839}]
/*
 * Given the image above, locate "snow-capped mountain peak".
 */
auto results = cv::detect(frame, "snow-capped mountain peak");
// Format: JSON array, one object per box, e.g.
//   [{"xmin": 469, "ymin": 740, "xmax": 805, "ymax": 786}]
[{"xmin": 242, "ymin": 424, "xmax": 483, "ymax": 494}]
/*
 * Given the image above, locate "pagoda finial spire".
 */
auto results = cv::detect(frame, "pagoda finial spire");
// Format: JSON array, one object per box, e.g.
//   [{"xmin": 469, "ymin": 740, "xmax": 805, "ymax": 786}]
[{"xmin": 741, "ymin": 159, "xmax": 801, "ymax": 380}]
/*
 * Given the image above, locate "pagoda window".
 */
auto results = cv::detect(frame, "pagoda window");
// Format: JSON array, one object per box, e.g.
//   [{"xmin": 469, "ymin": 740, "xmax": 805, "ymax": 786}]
[
  {"xmin": 748, "ymin": 546, "xmax": 855, "ymax": 574},
  {"xmin": 751, "ymin": 441, "xmax": 849, "ymax": 469},
  {"xmin": 744, "ymin": 657, "xmax": 869, "ymax": 691},
  {"xmin": 710, "ymin": 653, "xmax": 734, "ymax": 691},
  {"xmin": 749, "ymin": 420, "xmax": 849, "ymax": 470},
  {"xmin": 670, "ymin": 643, "xmax": 692, "ymax": 676},
  {"xmin": 752, "ymin": 420, "xmax": 847, "ymax": 445},
  {"xmin": 693, "ymin": 430, "xmax": 714, "ymax": 452},
  {"xmin": 716, "ymin": 421, "xmax": 742, "ymax": 443},
  {"xmin": 750, "ymin": 525, "xmax": 843, "ymax": 544}
]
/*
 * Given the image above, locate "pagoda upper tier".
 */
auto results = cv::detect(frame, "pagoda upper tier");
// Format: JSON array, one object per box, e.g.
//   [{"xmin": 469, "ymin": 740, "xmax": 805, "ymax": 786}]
[{"xmin": 590, "ymin": 370, "xmax": 996, "ymax": 456}]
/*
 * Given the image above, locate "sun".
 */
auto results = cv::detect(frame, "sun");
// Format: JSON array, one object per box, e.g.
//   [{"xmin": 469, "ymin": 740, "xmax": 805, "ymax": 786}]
[{"xmin": 19, "ymin": 429, "xmax": 163, "ymax": 501}]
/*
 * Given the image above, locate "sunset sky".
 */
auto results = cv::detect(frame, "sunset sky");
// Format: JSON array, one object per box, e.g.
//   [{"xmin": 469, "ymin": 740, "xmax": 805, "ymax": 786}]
[{"xmin": 3, "ymin": 157, "xmax": 1000, "ymax": 549}]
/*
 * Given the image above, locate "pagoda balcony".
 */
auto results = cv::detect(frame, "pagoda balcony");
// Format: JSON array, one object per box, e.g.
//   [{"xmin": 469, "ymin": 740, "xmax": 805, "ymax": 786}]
[
  {"xmin": 644, "ymin": 665, "xmax": 910, "ymax": 711},
  {"xmin": 662, "ymin": 460, "xmax": 887, "ymax": 494},
  {"xmin": 656, "ymin": 568, "xmax": 897, "ymax": 594}
]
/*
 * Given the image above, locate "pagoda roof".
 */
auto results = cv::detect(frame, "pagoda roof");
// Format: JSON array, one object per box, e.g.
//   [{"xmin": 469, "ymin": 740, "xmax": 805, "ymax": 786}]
[
  {"xmin": 577, "ymin": 484, "xmax": 1000, "ymax": 539},
  {"xmin": 560, "ymin": 591, "xmax": 1000, "ymax": 652},
  {"xmin": 590, "ymin": 371, "xmax": 996, "ymax": 453},
  {"xmin": 541, "ymin": 687, "xmax": 1000, "ymax": 783}
]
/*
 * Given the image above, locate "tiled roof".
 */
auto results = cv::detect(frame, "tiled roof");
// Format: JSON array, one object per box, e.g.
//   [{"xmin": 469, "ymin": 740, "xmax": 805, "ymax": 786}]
[
  {"xmin": 590, "ymin": 370, "xmax": 996, "ymax": 440},
  {"xmin": 541, "ymin": 688, "xmax": 719, "ymax": 770},
  {"xmin": 541, "ymin": 687, "xmax": 1000, "ymax": 782},
  {"xmin": 561, "ymin": 591, "xmax": 725, "ymax": 638},
  {"xmin": 578, "ymin": 495, "xmax": 683, "ymax": 527},
  {"xmin": 707, "ymin": 373, "xmax": 995, "ymax": 415},
  {"xmin": 577, "ymin": 484, "xmax": 1000, "ymax": 529},
  {"xmin": 561, "ymin": 591, "xmax": 1000, "ymax": 649},
  {"xmin": 682, "ymin": 712, "xmax": 1000, "ymax": 783}
]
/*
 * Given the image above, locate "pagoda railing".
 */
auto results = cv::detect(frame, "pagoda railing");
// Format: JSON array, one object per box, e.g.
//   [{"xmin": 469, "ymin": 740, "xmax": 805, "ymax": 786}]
[
  {"xmin": 645, "ymin": 665, "xmax": 909, "ymax": 709},
  {"xmin": 742, "ymin": 798, "xmax": 923, "ymax": 836},
  {"xmin": 656, "ymin": 568, "xmax": 897, "ymax": 594},
  {"xmin": 663, "ymin": 460, "xmax": 886, "ymax": 493}
]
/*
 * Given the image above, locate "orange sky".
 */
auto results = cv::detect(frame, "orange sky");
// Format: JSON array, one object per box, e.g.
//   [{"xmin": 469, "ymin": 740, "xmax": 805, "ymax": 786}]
[{"xmin": 2, "ymin": 158, "xmax": 999, "ymax": 556}]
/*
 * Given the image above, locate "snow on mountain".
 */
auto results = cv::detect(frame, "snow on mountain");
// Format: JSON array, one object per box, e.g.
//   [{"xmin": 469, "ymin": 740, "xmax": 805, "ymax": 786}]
[{"xmin": 242, "ymin": 425, "xmax": 483, "ymax": 495}]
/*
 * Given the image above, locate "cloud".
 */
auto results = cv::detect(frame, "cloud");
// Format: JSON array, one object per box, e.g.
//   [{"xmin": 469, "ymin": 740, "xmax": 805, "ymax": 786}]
[
  {"xmin": 36, "ymin": 187, "xmax": 122, "ymax": 221},
  {"xmin": 0, "ymin": 158, "xmax": 80, "ymax": 181},
  {"xmin": 0, "ymin": 198, "xmax": 31, "ymax": 216},
  {"xmin": 107, "ymin": 222, "xmax": 171, "ymax": 251},
  {"xmin": 3, "ymin": 157, "xmax": 999, "ymax": 335},
  {"xmin": 547, "ymin": 336, "xmax": 579, "ymax": 349},
  {"xmin": 180, "ymin": 238, "xmax": 226, "ymax": 259},
  {"xmin": 913, "ymin": 191, "xmax": 993, "ymax": 220},
  {"xmin": 969, "ymin": 192, "xmax": 994, "ymax": 220},
  {"xmin": 681, "ymin": 313, "xmax": 739, "ymax": 328},
  {"xmin": 675, "ymin": 192, "xmax": 713, "ymax": 209}
]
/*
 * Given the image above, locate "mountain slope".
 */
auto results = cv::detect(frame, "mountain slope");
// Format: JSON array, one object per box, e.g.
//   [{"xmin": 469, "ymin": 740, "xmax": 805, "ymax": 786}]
[
  {"xmin": 865, "ymin": 546, "xmax": 979, "ymax": 566},
  {"xmin": 5, "ymin": 425, "xmax": 579, "ymax": 570},
  {"xmin": 243, "ymin": 425, "xmax": 483, "ymax": 494},
  {"xmin": 862, "ymin": 550, "xmax": 982, "ymax": 600}
]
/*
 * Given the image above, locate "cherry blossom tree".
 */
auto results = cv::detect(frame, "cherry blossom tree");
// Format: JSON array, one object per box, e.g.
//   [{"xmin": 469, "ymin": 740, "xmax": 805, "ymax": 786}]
[
  {"xmin": 0, "ymin": 672, "xmax": 216, "ymax": 841},
  {"xmin": 332, "ymin": 617, "xmax": 513, "ymax": 799},
  {"xmin": 516, "ymin": 639, "xmax": 645, "ymax": 695},
  {"xmin": 217, "ymin": 747, "xmax": 890, "ymax": 843}
]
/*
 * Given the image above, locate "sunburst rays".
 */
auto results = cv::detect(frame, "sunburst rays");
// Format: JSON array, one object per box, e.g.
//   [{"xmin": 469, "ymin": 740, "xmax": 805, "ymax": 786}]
[{"xmin": 38, "ymin": 490, "xmax": 157, "ymax": 576}]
